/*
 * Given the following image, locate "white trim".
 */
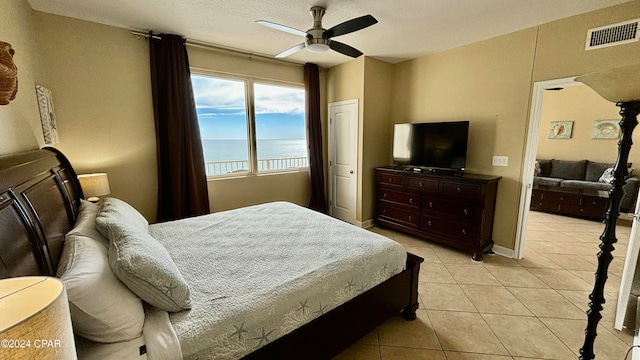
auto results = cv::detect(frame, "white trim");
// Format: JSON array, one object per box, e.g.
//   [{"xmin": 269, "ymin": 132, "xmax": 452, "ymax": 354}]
[
  {"xmin": 490, "ymin": 244, "xmax": 516, "ymax": 259},
  {"xmin": 514, "ymin": 77, "xmax": 580, "ymax": 259},
  {"xmin": 356, "ymin": 219, "xmax": 375, "ymax": 229}
]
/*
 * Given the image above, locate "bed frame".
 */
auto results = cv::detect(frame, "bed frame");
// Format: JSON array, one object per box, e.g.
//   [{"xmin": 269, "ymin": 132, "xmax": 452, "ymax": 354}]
[{"xmin": 0, "ymin": 147, "xmax": 423, "ymax": 360}]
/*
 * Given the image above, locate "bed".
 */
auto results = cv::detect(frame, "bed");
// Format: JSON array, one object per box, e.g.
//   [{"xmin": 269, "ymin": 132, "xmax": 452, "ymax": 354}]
[{"xmin": 0, "ymin": 147, "xmax": 423, "ymax": 360}]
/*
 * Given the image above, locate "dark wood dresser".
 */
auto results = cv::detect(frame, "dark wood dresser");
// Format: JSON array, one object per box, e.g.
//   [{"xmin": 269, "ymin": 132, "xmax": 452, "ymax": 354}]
[{"xmin": 375, "ymin": 167, "xmax": 501, "ymax": 261}]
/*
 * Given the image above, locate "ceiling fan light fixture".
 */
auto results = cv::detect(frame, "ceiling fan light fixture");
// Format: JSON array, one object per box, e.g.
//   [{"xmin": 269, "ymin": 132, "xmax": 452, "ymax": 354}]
[{"xmin": 307, "ymin": 43, "xmax": 329, "ymax": 53}]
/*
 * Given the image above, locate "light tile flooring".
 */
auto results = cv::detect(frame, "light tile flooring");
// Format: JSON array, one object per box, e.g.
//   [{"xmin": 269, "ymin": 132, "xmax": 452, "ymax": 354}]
[{"xmin": 333, "ymin": 211, "xmax": 636, "ymax": 360}]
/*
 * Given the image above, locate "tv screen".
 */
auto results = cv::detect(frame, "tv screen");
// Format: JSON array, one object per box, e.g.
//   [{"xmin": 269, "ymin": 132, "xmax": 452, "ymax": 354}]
[{"xmin": 393, "ymin": 121, "xmax": 469, "ymax": 171}]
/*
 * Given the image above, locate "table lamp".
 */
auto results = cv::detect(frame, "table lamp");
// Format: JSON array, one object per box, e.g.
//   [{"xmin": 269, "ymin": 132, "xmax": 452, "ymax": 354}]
[
  {"xmin": 0, "ymin": 276, "xmax": 77, "ymax": 359},
  {"xmin": 77, "ymin": 173, "xmax": 110, "ymax": 203},
  {"xmin": 575, "ymin": 63, "xmax": 640, "ymax": 360}
]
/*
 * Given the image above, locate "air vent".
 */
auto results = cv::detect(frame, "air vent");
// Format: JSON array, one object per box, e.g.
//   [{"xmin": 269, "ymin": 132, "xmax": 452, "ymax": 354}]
[{"xmin": 586, "ymin": 18, "xmax": 639, "ymax": 50}]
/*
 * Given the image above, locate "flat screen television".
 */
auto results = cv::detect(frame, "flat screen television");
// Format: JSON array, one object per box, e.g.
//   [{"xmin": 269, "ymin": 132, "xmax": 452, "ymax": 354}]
[{"xmin": 393, "ymin": 121, "xmax": 469, "ymax": 172}]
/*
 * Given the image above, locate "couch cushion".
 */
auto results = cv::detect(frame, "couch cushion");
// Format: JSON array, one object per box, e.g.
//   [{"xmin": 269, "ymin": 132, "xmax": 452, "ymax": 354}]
[
  {"xmin": 538, "ymin": 159, "xmax": 552, "ymax": 177},
  {"xmin": 533, "ymin": 177, "xmax": 563, "ymax": 187},
  {"xmin": 549, "ymin": 159, "xmax": 588, "ymax": 180},
  {"xmin": 585, "ymin": 161, "xmax": 614, "ymax": 182},
  {"xmin": 560, "ymin": 180, "xmax": 612, "ymax": 191}
]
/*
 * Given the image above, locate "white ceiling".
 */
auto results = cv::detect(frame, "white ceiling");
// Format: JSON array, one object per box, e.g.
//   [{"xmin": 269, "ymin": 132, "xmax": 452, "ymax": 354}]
[{"xmin": 28, "ymin": 0, "xmax": 631, "ymax": 68}]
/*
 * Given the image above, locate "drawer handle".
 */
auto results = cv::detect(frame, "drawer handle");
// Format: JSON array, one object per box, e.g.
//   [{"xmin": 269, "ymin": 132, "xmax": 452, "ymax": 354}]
[
  {"xmin": 427, "ymin": 220, "xmax": 432, "ymax": 226},
  {"xmin": 429, "ymin": 202, "xmax": 433, "ymax": 207},
  {"xmin": 456, "ymin": 187, "xmax": 462, "ymax": 192},
  {"xmin": 382, "ymin": 209, "xmax": 387, "ymax": 214},
  {"xmin": 389, "ymin": 178, "xmax": 393, "ymax": 183},
  {"xmin": 383, "ymin": 193, "xmax": 387, "ymax": 198},
  {"xmin": 463, "ymin": 209, "xmax": 469, "ymax": 215},
  {"xmin": 408, "ymin": 216, "xmax": 412, "ymax": 221},
  {"xmin": 419, "ymin": 182, "xmax": 424, "ymax": 187},
  {"xmin": 409, "ymin": 198, "xmax": 413, "ymax": 204},
  {"xmin": 462, "ymin": 229, "xmax": 467, "ymax": 235}
]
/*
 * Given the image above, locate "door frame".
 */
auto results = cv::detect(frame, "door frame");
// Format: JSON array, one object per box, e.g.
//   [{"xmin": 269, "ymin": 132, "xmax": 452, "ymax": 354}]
[
  {"xmin": 514, "ymin": 77, "xmax": 580, "ymax": 259},
  {"xmin": 328, "ymin": 99, "xmax": 359, "ymax": 224}
]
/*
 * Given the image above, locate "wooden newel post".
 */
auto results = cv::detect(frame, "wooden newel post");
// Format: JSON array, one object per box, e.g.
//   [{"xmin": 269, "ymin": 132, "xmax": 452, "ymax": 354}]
[{"xmin": 579, "ymin": 101, "xmax": 640, "ymax": 360}]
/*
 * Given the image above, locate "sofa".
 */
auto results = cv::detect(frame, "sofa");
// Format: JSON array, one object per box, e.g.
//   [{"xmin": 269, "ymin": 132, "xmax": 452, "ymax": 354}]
[{"xmin": 534, "ymin": 159, "xmax": 640, "ymax": 213}]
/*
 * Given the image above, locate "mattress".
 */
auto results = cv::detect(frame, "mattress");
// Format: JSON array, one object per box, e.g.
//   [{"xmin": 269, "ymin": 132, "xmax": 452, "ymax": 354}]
[{"xmin": 149, "ymin": 201, "xmax": 406, "ymax": 360}]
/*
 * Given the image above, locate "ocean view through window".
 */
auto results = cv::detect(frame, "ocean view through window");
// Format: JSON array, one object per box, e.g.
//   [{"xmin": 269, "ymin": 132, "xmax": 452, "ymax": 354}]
[{"xmin": 192, "ymin": 74, "xmax": 308, "ymax": 176}]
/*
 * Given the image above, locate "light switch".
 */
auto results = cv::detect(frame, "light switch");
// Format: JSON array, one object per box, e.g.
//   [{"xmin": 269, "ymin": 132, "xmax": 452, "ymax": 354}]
[{"xmin": 492, "ymin": 156, "xmax": 509, "ymax": 167}]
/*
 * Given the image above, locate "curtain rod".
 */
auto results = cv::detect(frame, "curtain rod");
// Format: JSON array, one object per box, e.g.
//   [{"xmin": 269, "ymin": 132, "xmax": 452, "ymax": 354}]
[{"xmin": 130, "ymin": 30, "xmax": 313, "ymax": 69}]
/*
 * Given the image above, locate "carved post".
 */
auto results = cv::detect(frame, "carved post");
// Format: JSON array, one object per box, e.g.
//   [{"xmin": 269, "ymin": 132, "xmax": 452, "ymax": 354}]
[{"xmin": 580, "ymin": 101, "xmax": 640, "ymax": 360}]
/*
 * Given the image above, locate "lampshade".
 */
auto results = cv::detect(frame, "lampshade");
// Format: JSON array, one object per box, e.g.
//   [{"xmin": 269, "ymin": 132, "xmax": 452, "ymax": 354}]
[
  {"xmin": 0, "ymin": 276, "xmax": 77, "ymax": 359},
  {"xmin": 77, "ymin": 173, "xmax": 110, "ymax": 202},
  {"xmin": 575, "ymin": 64, "xmax": 640, "ymax": 103}
]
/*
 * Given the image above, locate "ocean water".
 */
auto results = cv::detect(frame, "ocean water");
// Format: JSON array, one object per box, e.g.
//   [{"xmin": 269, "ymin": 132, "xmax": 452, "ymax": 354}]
[{"xmin": 202, "ymin": 139, "xmax": 308, "ymax": 174}]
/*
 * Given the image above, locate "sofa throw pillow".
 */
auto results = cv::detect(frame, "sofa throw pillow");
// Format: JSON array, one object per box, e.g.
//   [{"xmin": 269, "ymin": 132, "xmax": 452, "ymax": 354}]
[
  {"xmin": 107, "ymin": 222, "xmax": 192, "ymax": 312},
  {"xmin": 57, "ymin": 235, "xmax": 145, "ymax": 343},
  {"xmin": 599, "ymin": 167, "xmax": 615, "ymax": 184},
  {"xmin": 549, "ymin": 159, "xmax": 588, "ymax": 180},
  {"xmin": 538, "ymin": 159, "xmax": 552, "ymax": 177},
  {"xmin": 534, "ymin": 161, "xmax": 541, "ymax": 176}
]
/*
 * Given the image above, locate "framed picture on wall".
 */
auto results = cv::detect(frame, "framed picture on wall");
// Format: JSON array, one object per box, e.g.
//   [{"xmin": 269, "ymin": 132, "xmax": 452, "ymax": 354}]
[
  {"xmin": 35, "ymin": 84, "xmax": 59, "ymax": 144},
  {"xmin": 592, "ymin": 119, "xmax": 620, "ymax": 139},
  {"xmin": 549, "ymin": 121, "xmax": 574, "ymax": 139}
]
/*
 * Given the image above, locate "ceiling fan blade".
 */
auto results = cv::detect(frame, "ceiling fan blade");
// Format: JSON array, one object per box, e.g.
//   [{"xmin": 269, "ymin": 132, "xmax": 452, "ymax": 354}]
[
  {"xmin": 324, "ymin": 15, "xmax": 378, "ymax": 38},
  {"xmin": 275, "ymin": 43, "xmax": 306, "ymax": 58},
  {"xmin": 255, "ymin": 20, "xmax": 307, "ymax": 37},
  {"xmin": 329, "ymin": 41, "xmax": 363, "ymax": 58}
]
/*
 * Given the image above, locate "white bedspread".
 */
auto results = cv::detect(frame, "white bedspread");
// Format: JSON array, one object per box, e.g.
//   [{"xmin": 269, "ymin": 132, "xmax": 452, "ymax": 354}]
[{"xmin": 149, "ymin": 202, "xmax": 406, "ymax": 360}]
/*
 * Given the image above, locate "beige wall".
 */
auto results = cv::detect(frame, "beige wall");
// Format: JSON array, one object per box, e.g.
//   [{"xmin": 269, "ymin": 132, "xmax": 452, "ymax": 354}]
[
  {"xmin": 187, "ymin": 46, "xmax": 316, "ymax": 213},
  {"xmin": 392, "ymin": 28, "xmax": 537, "ymax": 250},
  {"xmin": 390, "ymin": 1, "xmax": 640, "ymax": 251},
  {"xmin": 537, "ymin": 84, "xmax": 640, "ymax": 168},
  {"xmin": 362, "ymin": 58, "xmax": 394, "ymax": 222},
  {"xmin": 35, "ymin": 13, "xmax": 158, "ymax": 221},
  {"xmin": 0, "ymin": 0, "xmax": 42, "ymax": 155}
]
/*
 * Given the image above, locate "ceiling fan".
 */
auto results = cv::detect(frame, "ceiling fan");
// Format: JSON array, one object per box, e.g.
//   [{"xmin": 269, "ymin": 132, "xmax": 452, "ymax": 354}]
[{"xmin": 256, "ymin": 6, "xmax": 377, "ymax": 58}]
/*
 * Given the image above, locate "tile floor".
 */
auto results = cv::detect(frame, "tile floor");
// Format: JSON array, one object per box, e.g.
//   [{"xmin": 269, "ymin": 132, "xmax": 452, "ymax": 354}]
[{"xmin": 333, "ymin": 211, "xmax": 636, "ymax": 360}]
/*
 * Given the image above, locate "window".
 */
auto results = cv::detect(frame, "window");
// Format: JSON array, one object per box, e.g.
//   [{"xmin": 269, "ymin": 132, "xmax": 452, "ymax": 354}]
[{"xmin": 192, "ymin": 74, "xmax": 308, "ymax": 176}]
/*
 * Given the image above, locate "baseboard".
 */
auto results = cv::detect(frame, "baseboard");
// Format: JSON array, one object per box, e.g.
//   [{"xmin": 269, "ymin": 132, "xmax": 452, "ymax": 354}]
[
  {"xmin": 490, "ymin": 245, "xmax": 515, "ymax": 259},
  {"xmin": 356, "ymin": 219, "xmax": 375, "ymax": 228}
]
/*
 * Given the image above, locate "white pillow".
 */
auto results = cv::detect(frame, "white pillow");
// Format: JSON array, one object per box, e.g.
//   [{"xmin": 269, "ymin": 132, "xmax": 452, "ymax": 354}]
[
  {"xmin": 57, "ymin": 235, "xmax": 145, "ymax": 343},
  {"xmin": 107, "ymin": 222, "xmax": 192, "ymax": 312},
  {"xmin": 96, "ymin": 197, "xmax": 149, "ymax": 239},
  {"xmin": 599, "ymin": 167, "xmax": 615, "ymax": 184},
  {"xmin": 534, "ymin": 160, "xmax": 541, "ymax": 176},
  {"xmin": 66, "ymin": 199, "xmax": 109, "ymax": 247}
]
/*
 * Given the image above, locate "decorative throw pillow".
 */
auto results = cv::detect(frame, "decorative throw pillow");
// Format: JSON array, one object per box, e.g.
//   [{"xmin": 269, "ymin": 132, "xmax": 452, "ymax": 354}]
[
  {"xmin": 95, "ymin": 197, "xmax": 149, "ymax": 239},
  {"xmin": 534, "ymin": 160, "xmax": 541, "ymax": 176},
  {"xmin": 599, "ymin": 167, "xmax": 615, "ymax": 184},
  {"xmin": 66, "ymin": 199, "xmax": 109, "ymax": 247},
  {"xmin": 57, "ymin": 235, "xmax": 145, "ymax": 343},
  {"xmin": 107, "ymin": 222, "xmax": 191, "ymax": 312}
]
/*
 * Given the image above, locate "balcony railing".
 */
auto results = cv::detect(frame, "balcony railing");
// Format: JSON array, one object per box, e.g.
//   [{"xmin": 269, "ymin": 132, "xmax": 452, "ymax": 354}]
[{"xmin": 205, "ymin": 157, "xmax": 308, "ymax": 176}]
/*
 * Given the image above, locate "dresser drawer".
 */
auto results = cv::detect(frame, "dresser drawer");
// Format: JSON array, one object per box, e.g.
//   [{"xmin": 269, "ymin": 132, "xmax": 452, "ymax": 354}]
[
  {"xmin": 378, "ymin": 172, "xmax": 405, "ymax": 188},
  {"xmin": 378, "ymin": 205, "xmax": 419, "ymax": 227},
  {"xmin": 422, "ymin": 196, "xmax": 481, "ymax": 222},
  {"xmin": 406, "ymin": 177, "xmax": 438, "ymax": 192},
  {"xmin": 421, "ymin": 215, "xmax": 478, "ymax": 244},
  {"xmin": 379, "ymin": 189, "xmax": 419, "ymax": 208},
  {"xmin": 441, "ymin": 181, "xmax": 482, "ymax": 201}
]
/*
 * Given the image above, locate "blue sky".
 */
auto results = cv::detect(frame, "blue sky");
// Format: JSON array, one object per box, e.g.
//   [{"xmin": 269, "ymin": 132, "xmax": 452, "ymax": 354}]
[{"xmin": 192, "ymin": 75, "xmax": 306, "ymax": 140}]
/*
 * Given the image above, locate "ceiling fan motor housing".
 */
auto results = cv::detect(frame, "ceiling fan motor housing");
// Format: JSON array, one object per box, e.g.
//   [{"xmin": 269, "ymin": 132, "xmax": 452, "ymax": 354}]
[{"xmin": 306, "ymin": 6, "xmax": 330, "ymax": 52}]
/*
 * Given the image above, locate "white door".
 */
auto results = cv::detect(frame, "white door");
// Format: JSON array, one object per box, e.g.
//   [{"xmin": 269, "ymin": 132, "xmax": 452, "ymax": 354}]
[
  {"xmin": 615, "ymin": 191, "xmax": 640, "ymax": 330},
  {"xmin": 328, "ymin": 99, "xmax": 358, "ymax": 224}
]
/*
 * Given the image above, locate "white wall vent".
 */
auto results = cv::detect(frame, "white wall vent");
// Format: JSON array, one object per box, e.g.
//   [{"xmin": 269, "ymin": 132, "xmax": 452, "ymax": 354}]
[{"xmin": 586, "ymin": 18, "xmax": 639, "ymax": 50}]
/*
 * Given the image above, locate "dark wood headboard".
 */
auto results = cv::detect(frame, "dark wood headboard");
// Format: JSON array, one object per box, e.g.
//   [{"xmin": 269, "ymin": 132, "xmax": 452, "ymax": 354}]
[{"xmin": 0, "ymin": 147, "xmax": 83, "ymax": 278}]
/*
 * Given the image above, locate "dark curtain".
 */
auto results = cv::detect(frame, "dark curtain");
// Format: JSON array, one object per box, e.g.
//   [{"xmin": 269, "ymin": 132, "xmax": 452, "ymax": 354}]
[
  {"xmin": 305, "ymin": 63, "xmax": 328, "ymax": 213},
  {"xmin": 150, "ymin": 34, "xmax": 210, "ymax": 221}
]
